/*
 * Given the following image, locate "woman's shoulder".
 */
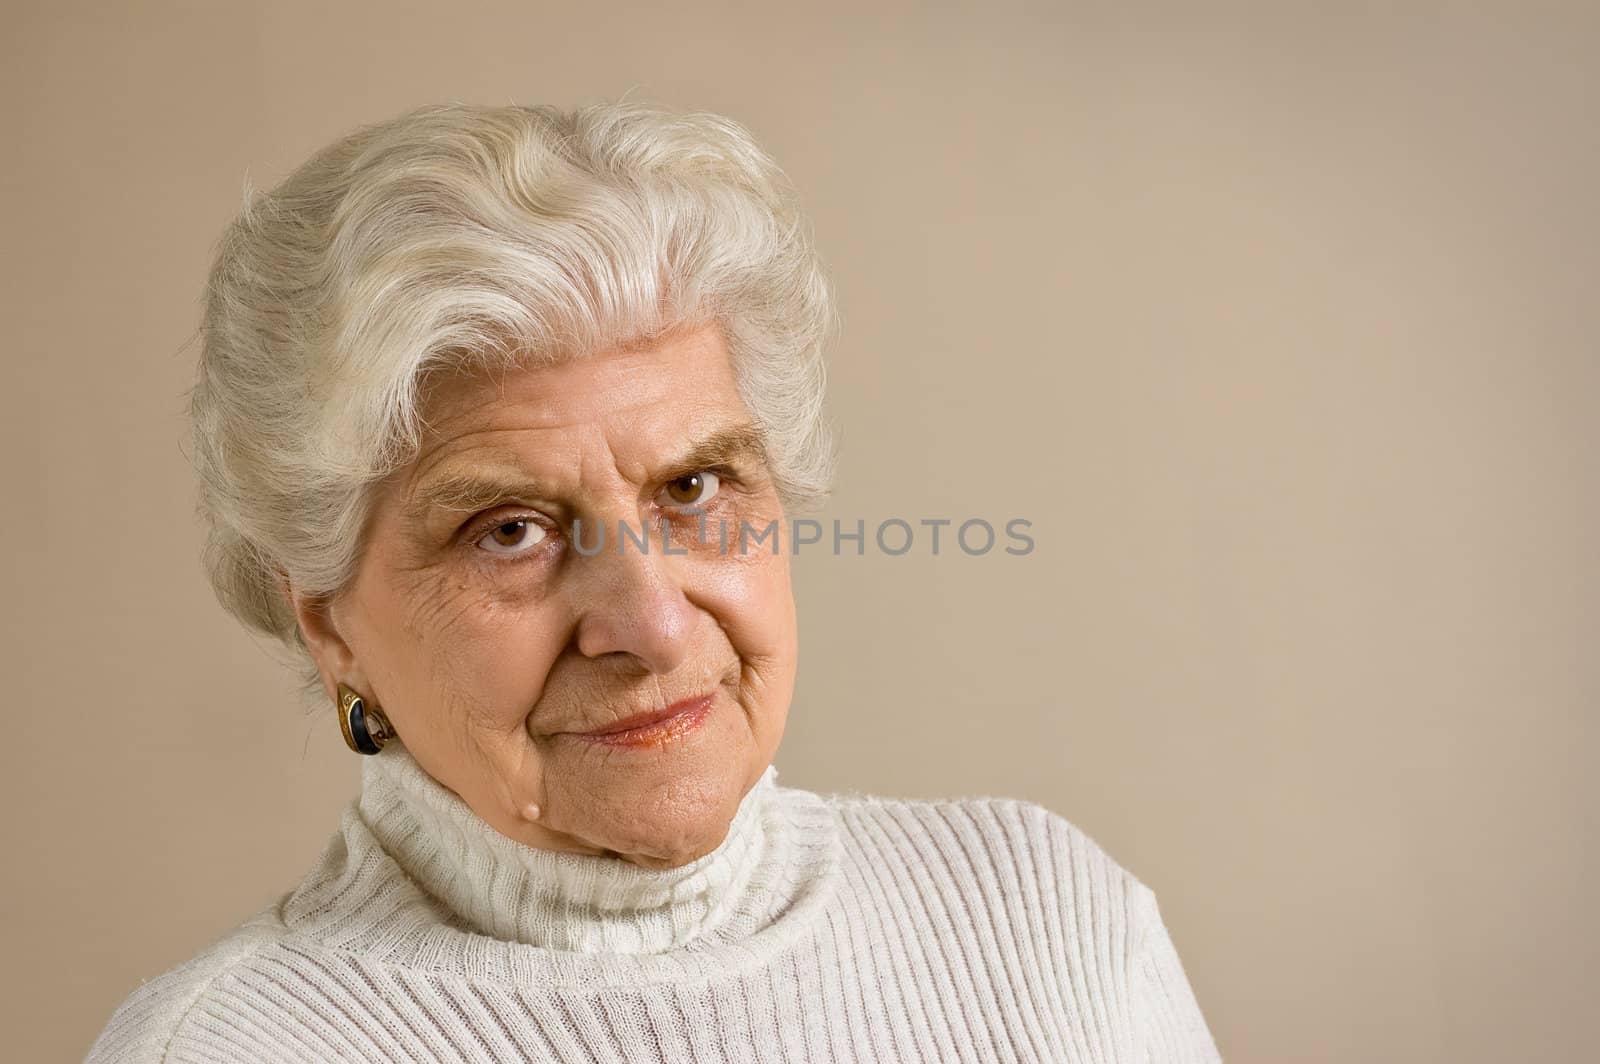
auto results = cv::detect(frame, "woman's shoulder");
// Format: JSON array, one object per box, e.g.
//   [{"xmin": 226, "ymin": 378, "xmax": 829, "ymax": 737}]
[
  {"xmin": 84, "ymin": 906, "xmax": 286, "ymax": 1063},
  {"xmin": 798, "ymin": 783, "xmax": 1220, "ymax": 1060},
  {"xmin": 813, "ymin": 781, "xmax": 1135, "ymax": 869},
  {"xmin": 799, "ymin": 780, "xmax": 1160, "ymax": 925}
]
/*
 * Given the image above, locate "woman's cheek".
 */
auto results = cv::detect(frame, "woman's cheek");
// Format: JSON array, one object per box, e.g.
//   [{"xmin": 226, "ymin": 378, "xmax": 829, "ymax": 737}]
[
  {"xmin": 692, "ymin": 538, "xmax": 767, "ymax": 608},
  {"xmin": 696, "ymin": 542, "xmax": 797, "ymax": 675},
  {"xmin": 436, "ymin": 582, "xmax": 564, "ymax": 693}
]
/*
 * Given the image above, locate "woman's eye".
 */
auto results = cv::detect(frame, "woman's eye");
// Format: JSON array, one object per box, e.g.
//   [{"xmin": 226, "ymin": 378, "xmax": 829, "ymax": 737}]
[
  {"xmin": 476, "ymin": 518, "xmax": 547, "ymax": 555},
  {"xmin": 660, "ymin": 471, "xmax": 720, "ymax": 508}
]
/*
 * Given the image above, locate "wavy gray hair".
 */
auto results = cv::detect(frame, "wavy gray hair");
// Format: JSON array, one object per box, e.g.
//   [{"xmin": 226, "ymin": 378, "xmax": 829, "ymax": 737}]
[{"xmin": 190, "ymin": 101, "xmax": 837, "ymax": 667}]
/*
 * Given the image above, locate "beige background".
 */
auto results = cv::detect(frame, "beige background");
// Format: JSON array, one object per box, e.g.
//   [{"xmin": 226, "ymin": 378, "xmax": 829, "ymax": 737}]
[{"xmin": 5, "ymin": 2, "xmax": 1595, "ymax": 1061}]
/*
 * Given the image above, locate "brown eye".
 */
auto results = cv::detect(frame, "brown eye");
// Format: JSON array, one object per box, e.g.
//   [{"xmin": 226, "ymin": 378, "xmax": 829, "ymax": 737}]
[
  {"xmin": 661, "ymin": 471, "xmax": 720, "ymax": 507},
  {"xmin": 477, "ymin": 519, "xmax": 546, "ymax": 555}
]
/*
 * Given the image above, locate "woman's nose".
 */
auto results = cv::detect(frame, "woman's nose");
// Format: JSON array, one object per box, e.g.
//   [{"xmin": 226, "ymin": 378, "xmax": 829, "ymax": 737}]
[{"xmin": 567, "ymin": 516, "xmax": 696, "ymax": 675}]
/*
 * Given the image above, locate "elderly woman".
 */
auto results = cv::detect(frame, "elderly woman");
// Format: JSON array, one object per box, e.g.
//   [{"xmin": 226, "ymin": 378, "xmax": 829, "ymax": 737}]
[{"xmin": 87, "ymin": 102, "xmax": 1220, "ymax": 1063}]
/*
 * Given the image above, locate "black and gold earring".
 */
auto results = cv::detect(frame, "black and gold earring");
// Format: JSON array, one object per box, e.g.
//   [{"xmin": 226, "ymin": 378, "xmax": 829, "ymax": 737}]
[{"xmin": 337, "ymin": 682, "xmax": 395, "ymax": 755}]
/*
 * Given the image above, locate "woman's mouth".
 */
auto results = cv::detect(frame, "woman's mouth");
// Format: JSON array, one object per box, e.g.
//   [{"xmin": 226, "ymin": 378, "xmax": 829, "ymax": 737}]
[{"xmin": 568, "ymin": 694, "xmax": 716, "ymax": 749}]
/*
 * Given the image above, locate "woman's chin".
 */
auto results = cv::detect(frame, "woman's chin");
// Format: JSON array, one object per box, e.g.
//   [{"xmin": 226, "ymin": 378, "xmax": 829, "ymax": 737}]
[
  {"xmin": 537, "ymin": 736, "xmax": 757, "ymax": 865},
  {"xmin": 572, "ymin": 785, "xmax": 744, "ymax": 868}
]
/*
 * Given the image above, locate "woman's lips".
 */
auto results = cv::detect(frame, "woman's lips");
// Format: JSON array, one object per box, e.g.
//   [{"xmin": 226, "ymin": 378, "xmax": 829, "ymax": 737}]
[{"xmin": 568, "ymin": 694, "xmax": 716, "ymax": 748}]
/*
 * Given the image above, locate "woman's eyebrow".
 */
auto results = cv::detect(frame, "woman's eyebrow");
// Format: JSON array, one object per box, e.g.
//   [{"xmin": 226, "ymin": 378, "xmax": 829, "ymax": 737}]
[
  {"xmin": 664, "ymin": 423, "xmax": 770, "ymax": 474},
  {"xmin": 402, "ymin": 465, "xmax": 555, "ymax": 523},
  {"xmin": 404, "ymin": 424, "xmax": 770, "ymax": 521}
]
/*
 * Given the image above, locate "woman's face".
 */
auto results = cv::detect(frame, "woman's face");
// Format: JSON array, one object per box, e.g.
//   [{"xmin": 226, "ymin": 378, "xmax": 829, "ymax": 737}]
[{"xmin": 292, "ymin": 323, "xmax": 797, "ymax": 869}]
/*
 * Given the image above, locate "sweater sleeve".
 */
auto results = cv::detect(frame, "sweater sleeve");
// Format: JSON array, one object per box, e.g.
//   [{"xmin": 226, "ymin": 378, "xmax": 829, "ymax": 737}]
[
  {"xmin": 1127, "ymin": 882, "xmax": 1223, "ymax": 1063},
  {"xmin": 83, "ymin": 918, "xmax": 276, "ymax": 1064}
]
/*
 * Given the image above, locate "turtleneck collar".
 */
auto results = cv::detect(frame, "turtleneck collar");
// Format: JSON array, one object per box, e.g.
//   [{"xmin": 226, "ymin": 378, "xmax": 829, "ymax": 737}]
[{"xmin": 355, "ymin": 744, "xmax": 783, "ymax": 955}]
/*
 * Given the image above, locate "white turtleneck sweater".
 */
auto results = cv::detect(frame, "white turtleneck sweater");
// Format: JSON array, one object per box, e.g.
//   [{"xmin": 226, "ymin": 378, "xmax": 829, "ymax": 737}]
[{"xmin": 86, "ymin": 747, "xmax": 1222, "ymax": 1062}]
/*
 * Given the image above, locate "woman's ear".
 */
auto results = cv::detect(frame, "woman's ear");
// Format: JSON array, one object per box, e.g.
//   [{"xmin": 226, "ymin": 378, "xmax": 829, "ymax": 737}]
[{"xmin": 279, "ymin": 572, "xmax": 363, "ymax": 703}]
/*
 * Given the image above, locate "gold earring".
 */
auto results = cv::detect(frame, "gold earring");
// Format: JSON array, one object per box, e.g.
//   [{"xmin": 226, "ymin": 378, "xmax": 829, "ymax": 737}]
[{"xmin": 337, "ymin": 682, "xmax": 395, "ymax": 755}]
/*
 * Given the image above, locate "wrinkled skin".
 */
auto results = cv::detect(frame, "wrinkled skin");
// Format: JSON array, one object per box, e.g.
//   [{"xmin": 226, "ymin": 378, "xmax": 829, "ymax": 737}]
[{"xmin": 288, "ymin": 323, "xmax": 797, "ymax": 869}]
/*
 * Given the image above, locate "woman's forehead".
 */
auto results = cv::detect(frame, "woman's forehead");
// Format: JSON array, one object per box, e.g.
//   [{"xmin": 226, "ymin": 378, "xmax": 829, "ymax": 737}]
[{"xmin": 397, "ymin": 325, "xmax": 765, "ymax": 509}]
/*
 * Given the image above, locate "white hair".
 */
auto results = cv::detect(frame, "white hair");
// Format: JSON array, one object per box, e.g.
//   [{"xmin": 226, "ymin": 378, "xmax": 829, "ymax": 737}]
[{"xmin": 190, "ymin": 101, "xmax": 837, "ymax": 667}]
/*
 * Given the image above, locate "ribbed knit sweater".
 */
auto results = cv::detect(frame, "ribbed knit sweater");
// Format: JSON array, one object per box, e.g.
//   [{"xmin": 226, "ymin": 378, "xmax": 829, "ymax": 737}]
[{"xmin": 86, "ymin": 746, "xmax": 1222, "ymax": 1062}]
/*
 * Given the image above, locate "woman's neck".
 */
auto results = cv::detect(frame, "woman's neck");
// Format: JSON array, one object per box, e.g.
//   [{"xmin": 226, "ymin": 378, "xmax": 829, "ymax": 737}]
[{"xmin": 357, "ymin": 744, "xmax": 781, "ymax": 954}]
